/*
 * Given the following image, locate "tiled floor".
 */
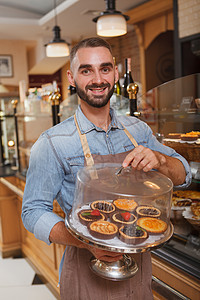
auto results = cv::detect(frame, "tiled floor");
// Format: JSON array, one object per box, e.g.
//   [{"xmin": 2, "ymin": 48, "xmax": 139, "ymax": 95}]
[{"xmin": 0, "ymin": 254, "xmax": 58, "ymax": 300}]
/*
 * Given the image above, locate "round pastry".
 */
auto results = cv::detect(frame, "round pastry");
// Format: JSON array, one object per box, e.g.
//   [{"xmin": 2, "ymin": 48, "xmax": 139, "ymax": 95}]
[
  {"xmin": 137, "ymin": 217, "xmax": 167, "ymax": 234},
  {"xmin": 78, "ymin": 209, "xmax": 106, "ymax": 226},
  {"xmin": 113, "ymin": 198, "xmax": 138, "ymax": 212},
  {"xmin": 88, "ymin": 220, "xmax": 118, "ymax": 240},
  {"xmin": 166, "ymin": 133, "xmax": 181, "ymax": 139},
  {"xmin": 136, "ymin": 205, "xmax": 161, "ymax": 218},
  {"xmin": 180, "ymin": 134, "xmax": 199, "ymax": 141},
  {"xmin": 119, "ymin": 224, "xmax": 148, "ymax": 245},
  {"xmin": 112, "ymin": 211, "xmax": 137, "ymax": 227},
  {"xmin": 90, "ymin": 200, "xmax": 115, "ymax": 217}
]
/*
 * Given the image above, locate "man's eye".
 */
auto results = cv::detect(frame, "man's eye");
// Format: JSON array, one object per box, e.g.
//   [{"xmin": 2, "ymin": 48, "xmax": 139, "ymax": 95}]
[
  {"xmin": 102, "ymin": 67, "xmax": 110, "ymax": 73},
  {"xmin": 82, "ymin": 69, "xmax": 90, "ymax": 75}
]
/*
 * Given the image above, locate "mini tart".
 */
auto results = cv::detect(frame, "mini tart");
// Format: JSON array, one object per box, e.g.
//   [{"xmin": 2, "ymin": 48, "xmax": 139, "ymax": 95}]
[
  {"xmin": 78, "ymin": 209, "xmax": 106, "ymax": 226},
  {"xmin": 119, "ymin": 224, "xmax": 148, "ymax": 245},
  {"xmin": 137, "ymin": 217, "xmax": 167, "ymax": 234},
  {"xmin": 113, "ymin": 198, "xmax": 138, "ymax": 212},
  {"xmin": 112, "ymin": 212, "xmax": 137, "ymax": 227},
  {"xmin": 90, "ymin": 200, "xmax": 115, "ymax": 217},
  {"xmin": 136, "ymin": 205, "xmax": 161, "ymax": 218},
  {"xmin": 88, "ymin": 220, "xmax": 118, "ymax": 240}
]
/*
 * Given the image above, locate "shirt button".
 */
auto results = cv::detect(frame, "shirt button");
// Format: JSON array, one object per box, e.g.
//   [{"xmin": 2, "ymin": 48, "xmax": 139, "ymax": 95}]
[
  {"xmin": 106, "ymin": 134, "xmax": 108, "ymax": 137},
  {"xmin": 86, "ymin": 153, "xmax": 91, "ymax": 158}
]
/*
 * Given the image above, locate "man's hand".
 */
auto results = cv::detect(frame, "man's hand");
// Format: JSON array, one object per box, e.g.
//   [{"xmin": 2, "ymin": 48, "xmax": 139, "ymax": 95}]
[
  {"xmin": 122, "ymin": 145, "xmax": 186, "ymax": 186},
  {"xmin": 122, "ymin": 145, "xmax": 166, "ymax": 172},
  {"xmin": 85, "ymin": 244, "xmax": 123, "ymax": 262}
]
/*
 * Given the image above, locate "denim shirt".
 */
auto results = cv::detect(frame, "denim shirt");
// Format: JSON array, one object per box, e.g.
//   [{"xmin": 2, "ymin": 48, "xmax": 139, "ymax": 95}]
[{"xmin": 22, "ymin": 105, "xmax": 191, "ymax": 245}]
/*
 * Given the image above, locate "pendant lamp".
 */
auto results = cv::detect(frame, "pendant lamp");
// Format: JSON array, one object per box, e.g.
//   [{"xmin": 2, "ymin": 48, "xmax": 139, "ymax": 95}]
[
  {"xmin": 45, "ymin": 0, "xmax": 69, "ymax": 57},
  {"xmin": 93, "ymin": 0, "xmax": 129, "ymax": 37}
]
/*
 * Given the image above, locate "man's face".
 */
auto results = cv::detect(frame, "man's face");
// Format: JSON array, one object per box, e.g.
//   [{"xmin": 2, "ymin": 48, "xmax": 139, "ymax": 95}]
[{"xmin": 68, "ymin": 47, "xmax": 118, "ymax": 108}]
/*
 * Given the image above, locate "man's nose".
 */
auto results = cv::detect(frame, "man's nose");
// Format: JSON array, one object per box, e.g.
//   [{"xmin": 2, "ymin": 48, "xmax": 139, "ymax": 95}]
[{"xmin": 92, "ymin": 70, "xmax": 103, "ymax": 84}]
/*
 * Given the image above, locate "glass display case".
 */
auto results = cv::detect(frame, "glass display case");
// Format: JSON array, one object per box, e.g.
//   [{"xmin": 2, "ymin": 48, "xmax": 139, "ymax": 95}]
[
  {"xmin": 136, "ymin": 73, "xmax": 200, "ymax": 280},
  {"xmin": 0, "ymin": 93, "xmax": 19, "ymax": 169}
]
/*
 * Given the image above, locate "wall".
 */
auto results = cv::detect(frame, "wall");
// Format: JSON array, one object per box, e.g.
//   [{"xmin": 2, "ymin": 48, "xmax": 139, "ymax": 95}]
[
  {"xmin": 0, "ymin": 40, "xmax": 29, "ymax": 88},
  {"xmin": 178, "ymin": 0, "xmax": 200, "ymax": 38}
]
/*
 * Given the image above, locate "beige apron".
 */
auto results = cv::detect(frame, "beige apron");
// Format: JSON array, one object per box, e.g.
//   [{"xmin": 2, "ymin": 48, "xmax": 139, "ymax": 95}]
[{"xmin": 60, "ymin": 116, "xmax": 153, "ymax": 300}]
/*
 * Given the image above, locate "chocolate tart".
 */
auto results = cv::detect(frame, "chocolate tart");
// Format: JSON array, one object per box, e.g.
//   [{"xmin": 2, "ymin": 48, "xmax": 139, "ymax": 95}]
[
  {"xmin": 113, "ymin": 198, "xmax": 138, "ymax": 212},
  {"xmin": 119, "ymin": 224, "xmax": 148, "ymax": 245},
  {"xmin": 137, "ymin": 217, "xmax": 167, "ymax": 234},
  {"xmin": 112, "ymin": 212, "xmax": 137, "ymax": 227},
  {"xmin": 90, "ymin": 200, "xmax": 115, "ymax": 217},
  {"xmin": 88, "ymin": 220, "xmax": 118, "ymax": 240},
  {"xmin": 136, "ymin": 205, "xmax": 161, "ymax": 218},
  {"xmin": 78, "ymin": 209, "xmax": 106, "ymax": 226}
]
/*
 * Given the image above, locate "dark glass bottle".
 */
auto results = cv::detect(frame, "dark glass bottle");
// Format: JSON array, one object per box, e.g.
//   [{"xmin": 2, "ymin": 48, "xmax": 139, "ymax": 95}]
[{"xmin": 122, "ymin": 58, "xmax": 134, "ymax": 99}]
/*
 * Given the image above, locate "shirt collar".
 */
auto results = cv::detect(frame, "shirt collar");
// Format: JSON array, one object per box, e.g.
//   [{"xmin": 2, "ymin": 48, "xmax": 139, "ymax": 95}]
[{"xmin": 76, "ymin": 105, "xmax": 124, "ymax": 134}]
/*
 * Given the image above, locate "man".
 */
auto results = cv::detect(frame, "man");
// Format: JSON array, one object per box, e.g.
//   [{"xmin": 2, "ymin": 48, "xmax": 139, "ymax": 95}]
[{"xmin": 22, "ymin": 37, "xmax": 191, "ymax": 299}]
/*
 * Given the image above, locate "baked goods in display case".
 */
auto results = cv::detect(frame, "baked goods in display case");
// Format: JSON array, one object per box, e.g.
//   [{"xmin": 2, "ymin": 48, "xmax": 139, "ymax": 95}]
[
  {"xmin": 65, "ymin": 163, "xmax": 174, "ymax": 252},
  {"xmin": 171, "ymin": 190, "xmax": 200, "ymax": 230},
  {"xmin": 164, "ymin": 131, "xmax": 200, "ymax": 143}
]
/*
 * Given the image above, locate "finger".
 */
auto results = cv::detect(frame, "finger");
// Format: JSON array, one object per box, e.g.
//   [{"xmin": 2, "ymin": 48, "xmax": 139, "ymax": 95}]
[
  {"xmin": 98, "ymin": 254, "xmax": 123, "ymax": 262},
  {"xmin": 122, "ymin": 146, "xmax": 144, "ymax": 167}
]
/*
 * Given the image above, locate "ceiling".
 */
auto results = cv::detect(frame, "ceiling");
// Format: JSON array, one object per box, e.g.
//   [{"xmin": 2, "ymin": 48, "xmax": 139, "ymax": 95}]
[{"xmin": 0, "ymin": 0, "xmax": 148, "ymax": 74}]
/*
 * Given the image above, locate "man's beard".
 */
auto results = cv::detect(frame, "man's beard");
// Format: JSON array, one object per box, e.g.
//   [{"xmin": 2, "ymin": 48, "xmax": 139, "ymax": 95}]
[{"xmin": 74, "ymin": 81, "xmax": 114, "ymax": 108}]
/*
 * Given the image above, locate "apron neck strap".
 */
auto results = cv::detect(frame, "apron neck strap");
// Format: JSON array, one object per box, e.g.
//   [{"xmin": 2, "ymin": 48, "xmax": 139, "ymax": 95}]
[
  {"xmin": 74, "ymin": 114, "xmax": 95, "ymax": 166},
  {"xmin": 122, "ymin": 124, "xmax": 138, "ymax": 147}
]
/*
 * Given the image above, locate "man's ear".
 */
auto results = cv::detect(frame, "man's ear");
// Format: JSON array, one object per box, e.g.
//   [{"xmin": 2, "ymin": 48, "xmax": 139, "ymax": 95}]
[
  {"xmin": 114, "ymin": 66, "xmax": 119, "ymax": 83},
  {"xmin": 67, "ymin": 70, "xmax": 75, "ymax": 87}
]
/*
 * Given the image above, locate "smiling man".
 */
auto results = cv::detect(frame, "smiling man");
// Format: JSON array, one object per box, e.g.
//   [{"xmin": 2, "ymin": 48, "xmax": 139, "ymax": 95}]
[{"xmin": 22, "ymin": 37, "xmax": 191, "ymax": 300}]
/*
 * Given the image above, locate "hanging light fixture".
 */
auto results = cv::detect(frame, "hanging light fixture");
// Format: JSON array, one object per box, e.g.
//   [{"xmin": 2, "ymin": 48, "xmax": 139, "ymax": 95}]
[
  {"xmin": 93, "ymin": 0, "xmax": 129, "ymax": 37},
  {"xmin": 45, "ymin": 0, "xmax": 70, "ymax": 57}
]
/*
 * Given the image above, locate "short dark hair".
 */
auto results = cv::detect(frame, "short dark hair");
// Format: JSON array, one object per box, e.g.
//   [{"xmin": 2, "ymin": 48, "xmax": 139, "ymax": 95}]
[{"xmin": 70, "ymin": 37, "xmax": 113, "ymax": 65}]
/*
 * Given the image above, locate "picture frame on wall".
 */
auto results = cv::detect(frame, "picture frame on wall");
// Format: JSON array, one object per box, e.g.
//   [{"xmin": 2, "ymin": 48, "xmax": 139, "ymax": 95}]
[{"xmin": 0, "ymin": 55, "xmax": 13, "ymax": 77}]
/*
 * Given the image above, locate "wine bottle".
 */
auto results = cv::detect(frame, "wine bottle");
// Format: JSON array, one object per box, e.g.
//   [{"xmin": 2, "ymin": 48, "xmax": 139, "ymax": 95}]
[
  {"xmin": 68, "ymin": 85, "xmax": 76, "ymax": 95},
  {"xmin": 122, "ymin": 58, "xmax": 134, "ymax": 99}
]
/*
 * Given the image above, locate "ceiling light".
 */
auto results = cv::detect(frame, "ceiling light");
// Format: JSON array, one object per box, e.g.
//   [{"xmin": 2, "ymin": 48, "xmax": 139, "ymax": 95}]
[
  {"xmin": 93, "ymin": 0, "xmax": 129, "ymax": 37},
  {"xmin": 45, "ymin": 0, "xmax": 70, "ymax": 57}
]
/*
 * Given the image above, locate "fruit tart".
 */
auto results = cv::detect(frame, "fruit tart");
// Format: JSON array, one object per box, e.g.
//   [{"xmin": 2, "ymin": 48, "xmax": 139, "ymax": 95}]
[
  {"xmin": 78, "ymin": 209, "xmax": 106, "ymax": 226},
  {"xmin": 119, "ymin": 224, "xmax": 148, "ymax": 245},
  {"xmin": 90, "ymin": 200, "xmax": 115, "ymax": 217},
  {"xmin": 112, "ymin": 211, "xmax": 137, "ymax": 227},
  {"xmin": 113, "ymin": 198, "xmax": 138, "ymax": 212},
  {"xmin": 88, "ymin": 220, "xmax": 118, "ymax": 240},
  {"xmin": 136, "ymin": 205, "xmax": 161, "ymax": 218},
  {"xmin": 137, "ymin": 217, "xmax": 167, "ymax": 234}
]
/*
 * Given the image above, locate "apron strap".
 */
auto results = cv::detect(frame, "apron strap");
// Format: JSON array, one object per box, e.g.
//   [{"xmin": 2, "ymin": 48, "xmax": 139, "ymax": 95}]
[
  {"xmin": 74, "ymin": 114, "xmax": 95, "ymax": 166},
  {"xmin": 122, "ymin": 124, "xmax": 138, "ymax": 147},
  {"xmin": 74, "ymin": 114, "xmax": 98, "ymax": 179}
]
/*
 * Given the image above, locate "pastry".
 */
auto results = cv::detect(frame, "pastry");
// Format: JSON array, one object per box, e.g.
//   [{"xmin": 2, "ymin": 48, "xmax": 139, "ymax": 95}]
[
  {"xmin": 113, "ymin": 198, "xmax": 138, "ymax": 212},
  {"xmin": 90, "ymin": 200, "xmax": 115, "ymax": 217},
  {"xmin": 112, "ymin": 211, "xmax": 137, "ymax": 227},
  {"xmin": 191, "ymin": 203, "xmax": 200, "ymax": 218},
  {"xmin": 173, "ymin": 190, "xmax": 200, "ymax": 200},
  {"xmin": 119, "ymin": 224, "xmax": 148, "ymax": 244},
  {"xmin": 166, "ymin": 133, "xmax": 181, "ymax": 139},
  {"xmin": 78, "ymin": 209, "xmax": 106, "ymax": 226},
  {"xmin": 172, "ymin": 197, "xmax": 192, "ymax": 207},
  {"xmin": 88, "ymin": 220, "xmax": 118, "ymax": 239},
  {"xmin": 137, "ymin": 217, "xmax": 167, "ymax": 234},
  {"xmin": 136, "ymin": 205, "xmax": 161, "ymax": 217},
  {"xmin": 180, "ymin": 134, "xmax": 198, "ymax": 141}
]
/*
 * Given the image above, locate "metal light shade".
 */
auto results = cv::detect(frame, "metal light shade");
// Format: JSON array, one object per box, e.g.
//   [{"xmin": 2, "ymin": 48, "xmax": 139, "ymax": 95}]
[
  {"xmin": 46, "ymin": 25, "xmax": 69, "ymax": 57},
  {"xmin": 93, "ymin": 0, "xmax": 129, "ymax": 37},
  {"xmin": 97, "ymin": 14, "xmax": 127, "ymax": 37}
]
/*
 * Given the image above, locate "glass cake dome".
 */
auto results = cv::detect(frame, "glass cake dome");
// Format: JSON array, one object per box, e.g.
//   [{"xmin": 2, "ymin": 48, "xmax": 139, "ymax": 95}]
[{"xmin": 66, "ymin": 163, "xmax": 174, "ymax": 253}]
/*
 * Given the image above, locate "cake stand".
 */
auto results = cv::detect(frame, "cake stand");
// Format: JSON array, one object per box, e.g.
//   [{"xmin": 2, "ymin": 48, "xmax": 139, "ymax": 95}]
[{"xmin": 65, "ymin": 212, "xmax": 174, "ymax": 281}]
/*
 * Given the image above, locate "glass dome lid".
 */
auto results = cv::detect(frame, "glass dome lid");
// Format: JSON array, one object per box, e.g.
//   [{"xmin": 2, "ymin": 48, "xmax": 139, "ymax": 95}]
[{"xmin": 76, "ymin": 163, "xmax": 173, "ymax": 199}]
